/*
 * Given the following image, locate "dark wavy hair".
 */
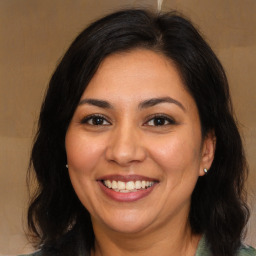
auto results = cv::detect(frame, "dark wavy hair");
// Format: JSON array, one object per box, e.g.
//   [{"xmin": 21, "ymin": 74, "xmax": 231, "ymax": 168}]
[{"xmin": 27, "ymin": 8, "xmax": 249, "ymax": 256}]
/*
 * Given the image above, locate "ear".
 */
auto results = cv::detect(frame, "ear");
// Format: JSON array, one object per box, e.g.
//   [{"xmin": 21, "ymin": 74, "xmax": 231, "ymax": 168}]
[{"xmin": 199, "ymin": 130, "xmax": 216, "ymax": 176}]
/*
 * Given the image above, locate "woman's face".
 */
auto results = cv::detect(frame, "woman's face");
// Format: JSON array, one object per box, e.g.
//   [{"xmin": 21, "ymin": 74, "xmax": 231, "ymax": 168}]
[{"xmin": 65, "ymin": 49, "xmax": 214, "ymax": 234}]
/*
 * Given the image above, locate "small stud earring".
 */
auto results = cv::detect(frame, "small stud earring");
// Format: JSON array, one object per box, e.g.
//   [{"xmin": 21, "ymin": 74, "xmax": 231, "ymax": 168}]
[
  {"xmin": 203, "ymin": 168, "xmax": 208, "ymax": 174},
  {"xmin": 66, "ymin": 164, "xmax": 68, "ymax": 168}
]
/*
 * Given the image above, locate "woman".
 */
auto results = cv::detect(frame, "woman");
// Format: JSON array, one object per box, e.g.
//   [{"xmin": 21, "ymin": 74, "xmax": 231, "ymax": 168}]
[{"xmin": 23, "ymin": 8, "xmax": 255, "ymax": 256}]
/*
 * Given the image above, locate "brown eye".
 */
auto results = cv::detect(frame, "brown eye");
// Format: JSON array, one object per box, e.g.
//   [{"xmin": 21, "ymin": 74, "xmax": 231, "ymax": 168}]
[
  {"xmin": 145, "ymin": 115, "xmax": 175, "ymax": 126},
  {"xmin": 81, "ymin": 115, "xmax": 111, "ymax": 126}
]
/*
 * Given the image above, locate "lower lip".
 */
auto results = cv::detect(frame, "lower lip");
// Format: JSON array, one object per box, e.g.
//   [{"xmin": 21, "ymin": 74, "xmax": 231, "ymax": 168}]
[{"xmin": 98, "ymin": 181, "xmax": 157, "ymax": 202}]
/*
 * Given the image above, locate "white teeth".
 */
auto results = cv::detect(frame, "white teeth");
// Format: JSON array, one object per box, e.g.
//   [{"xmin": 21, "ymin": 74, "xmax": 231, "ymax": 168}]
[
  {"xmin": 103, "ymin": 180, "xmax": 155, "ymax": 192},
  {"xmin": 112, "ymin": 180, "xmax": 118, "ymax": 189},
  {"xmin": 105, "ymin": 180, "xmax": 112, "ymax": 188},
  {"xmin": 117, "ymin": 181, "xmax": 126, "ymax": 190},
  {"xmin": 135, "ymin": 180, "xmax": 142, "ymax": 189},
  {"xmin": 126, "ymin": 181, "xmax": 135, "ymax": 190},
  {"xmin": 120, "ymin": 189, "xmax": 129, "ymax": 193}
]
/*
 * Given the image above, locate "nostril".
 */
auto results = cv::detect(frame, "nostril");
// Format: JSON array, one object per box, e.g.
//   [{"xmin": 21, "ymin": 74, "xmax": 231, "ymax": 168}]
[
  {"xmin": 106, "ymin": 147, "xmax": 144, "ymax": 165},
  {"xmin": 104, "ymin": 129, "xmax": 147, "ymax": 165}
]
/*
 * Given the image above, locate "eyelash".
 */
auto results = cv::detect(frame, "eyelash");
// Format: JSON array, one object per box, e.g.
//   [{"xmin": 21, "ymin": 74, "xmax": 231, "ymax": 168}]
[
  {"xmin": 144, "ymin": 114, "xmax": 176, "ymax": 126},
  {"xmin": 80, "ymin": 114, "xmax": 176, "ymax": 127},
  {"xmin": 80, "ymin": 114, "xmax": 111, "ymax": 126}
]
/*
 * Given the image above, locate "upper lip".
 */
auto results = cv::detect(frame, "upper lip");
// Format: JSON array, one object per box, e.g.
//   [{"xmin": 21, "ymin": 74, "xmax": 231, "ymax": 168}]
[{"xmin": 97, "ymin": 174, "xmax": 158, "ymax": 182}]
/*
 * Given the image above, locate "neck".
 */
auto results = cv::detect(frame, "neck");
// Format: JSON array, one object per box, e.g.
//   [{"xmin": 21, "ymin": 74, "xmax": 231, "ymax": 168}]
[{"xmin": 90, "ymin": 216, "xmax": 201, "ymax": 256}]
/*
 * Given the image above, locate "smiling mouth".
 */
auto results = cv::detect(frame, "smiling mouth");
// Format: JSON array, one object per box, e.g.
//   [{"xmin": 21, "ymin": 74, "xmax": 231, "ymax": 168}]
[{"xmin": 101, "ymin": 180, "xmax": 156, "ymax": 193}]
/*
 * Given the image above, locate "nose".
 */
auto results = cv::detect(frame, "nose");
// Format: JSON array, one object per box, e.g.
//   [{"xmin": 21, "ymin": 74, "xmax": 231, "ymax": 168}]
[{"xmin": 105, "ymin": 124, "xmax": 146, "ymax": 166}]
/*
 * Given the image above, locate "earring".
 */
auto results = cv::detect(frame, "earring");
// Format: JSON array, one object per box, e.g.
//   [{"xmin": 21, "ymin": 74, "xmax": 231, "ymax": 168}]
[
  {"xmin": 203, "ymin": 168, "xmax": 208, "ymax": 174},
  {"xmin": 66, "ymin": 164, "xmax": 68, "ymax": 168}
]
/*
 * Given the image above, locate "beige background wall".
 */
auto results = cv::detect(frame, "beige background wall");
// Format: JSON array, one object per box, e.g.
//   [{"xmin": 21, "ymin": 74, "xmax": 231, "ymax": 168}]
[{"xmin": 0, "ymin": 0, "xmax": 255, "ymax": 255}]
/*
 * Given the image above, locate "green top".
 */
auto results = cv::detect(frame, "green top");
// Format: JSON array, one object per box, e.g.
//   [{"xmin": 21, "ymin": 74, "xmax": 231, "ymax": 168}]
[
  {"xmin": 195, "ymin": 235, "xmax": 256, "ymax": 256},
  {"xmin": 19, "ymin": 235, "xmax": 256, "ymax": 256}
]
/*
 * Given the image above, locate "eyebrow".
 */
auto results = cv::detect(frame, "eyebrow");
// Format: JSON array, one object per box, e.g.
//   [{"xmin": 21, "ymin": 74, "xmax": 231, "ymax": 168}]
[
  {"xmin": 78, "ymin": 97, "xmax": 185, "ymax": 111},
  {"xmin": 78, "ymin": 99, "xmax": 113, "ymax": 108},
  {"xmin": 138, "ymin": 97, "xmax": 186, "ymax": 111}
]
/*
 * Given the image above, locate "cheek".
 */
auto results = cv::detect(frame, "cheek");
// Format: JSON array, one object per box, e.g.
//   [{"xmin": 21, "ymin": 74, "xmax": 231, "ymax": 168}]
[
  {"xmin": 147, "ymin": 134, "xmax": 202, "ymax": 211},
  {"xmin": 65, "ymin": 132, "xmax": 106, "ymax": 175},
  {"xmin": 65, "ymin": 132, "xmax": 106, "ymax": 212},
  {"xmin": 148, "ymin": 133, "xmax": 202, "ymax": 178}
]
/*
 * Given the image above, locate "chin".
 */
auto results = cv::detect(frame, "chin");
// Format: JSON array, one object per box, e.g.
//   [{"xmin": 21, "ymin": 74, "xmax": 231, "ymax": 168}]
[
  {"xmin": 98, "ymin": 210, "xmax": 155, "ymax": 234},
  {"xmin": 108, "ymin": 221, "xmax": 150, "ymax": 234}
]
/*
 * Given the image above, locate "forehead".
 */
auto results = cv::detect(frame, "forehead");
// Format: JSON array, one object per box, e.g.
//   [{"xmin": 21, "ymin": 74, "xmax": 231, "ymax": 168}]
[{"xmin": 81, "ymin": 49, "xmax": 193, "ymax": 108}]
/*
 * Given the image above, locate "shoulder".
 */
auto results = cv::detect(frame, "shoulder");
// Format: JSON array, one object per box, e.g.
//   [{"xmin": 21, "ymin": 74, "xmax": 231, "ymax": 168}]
[
  {"xmin": 196, "ymin": 235, "xmax": 256, "ymax": 256},
  {"xmin": 237, "ymin": 244, "xmax": 256, "ymax": 256},
  {"xmin": 18, "ymin": 251, "xmax": 42, "ymax": 256}
]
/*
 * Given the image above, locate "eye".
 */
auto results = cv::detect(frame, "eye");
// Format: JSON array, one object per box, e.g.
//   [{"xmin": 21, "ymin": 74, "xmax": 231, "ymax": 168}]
[
  {"xmin": 81, "ymin": 114, "xmax": 111, "ymax": 126},
  {"xmin": 145, "ymin": 115, "xmax": 175, "ymax": 126}
]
